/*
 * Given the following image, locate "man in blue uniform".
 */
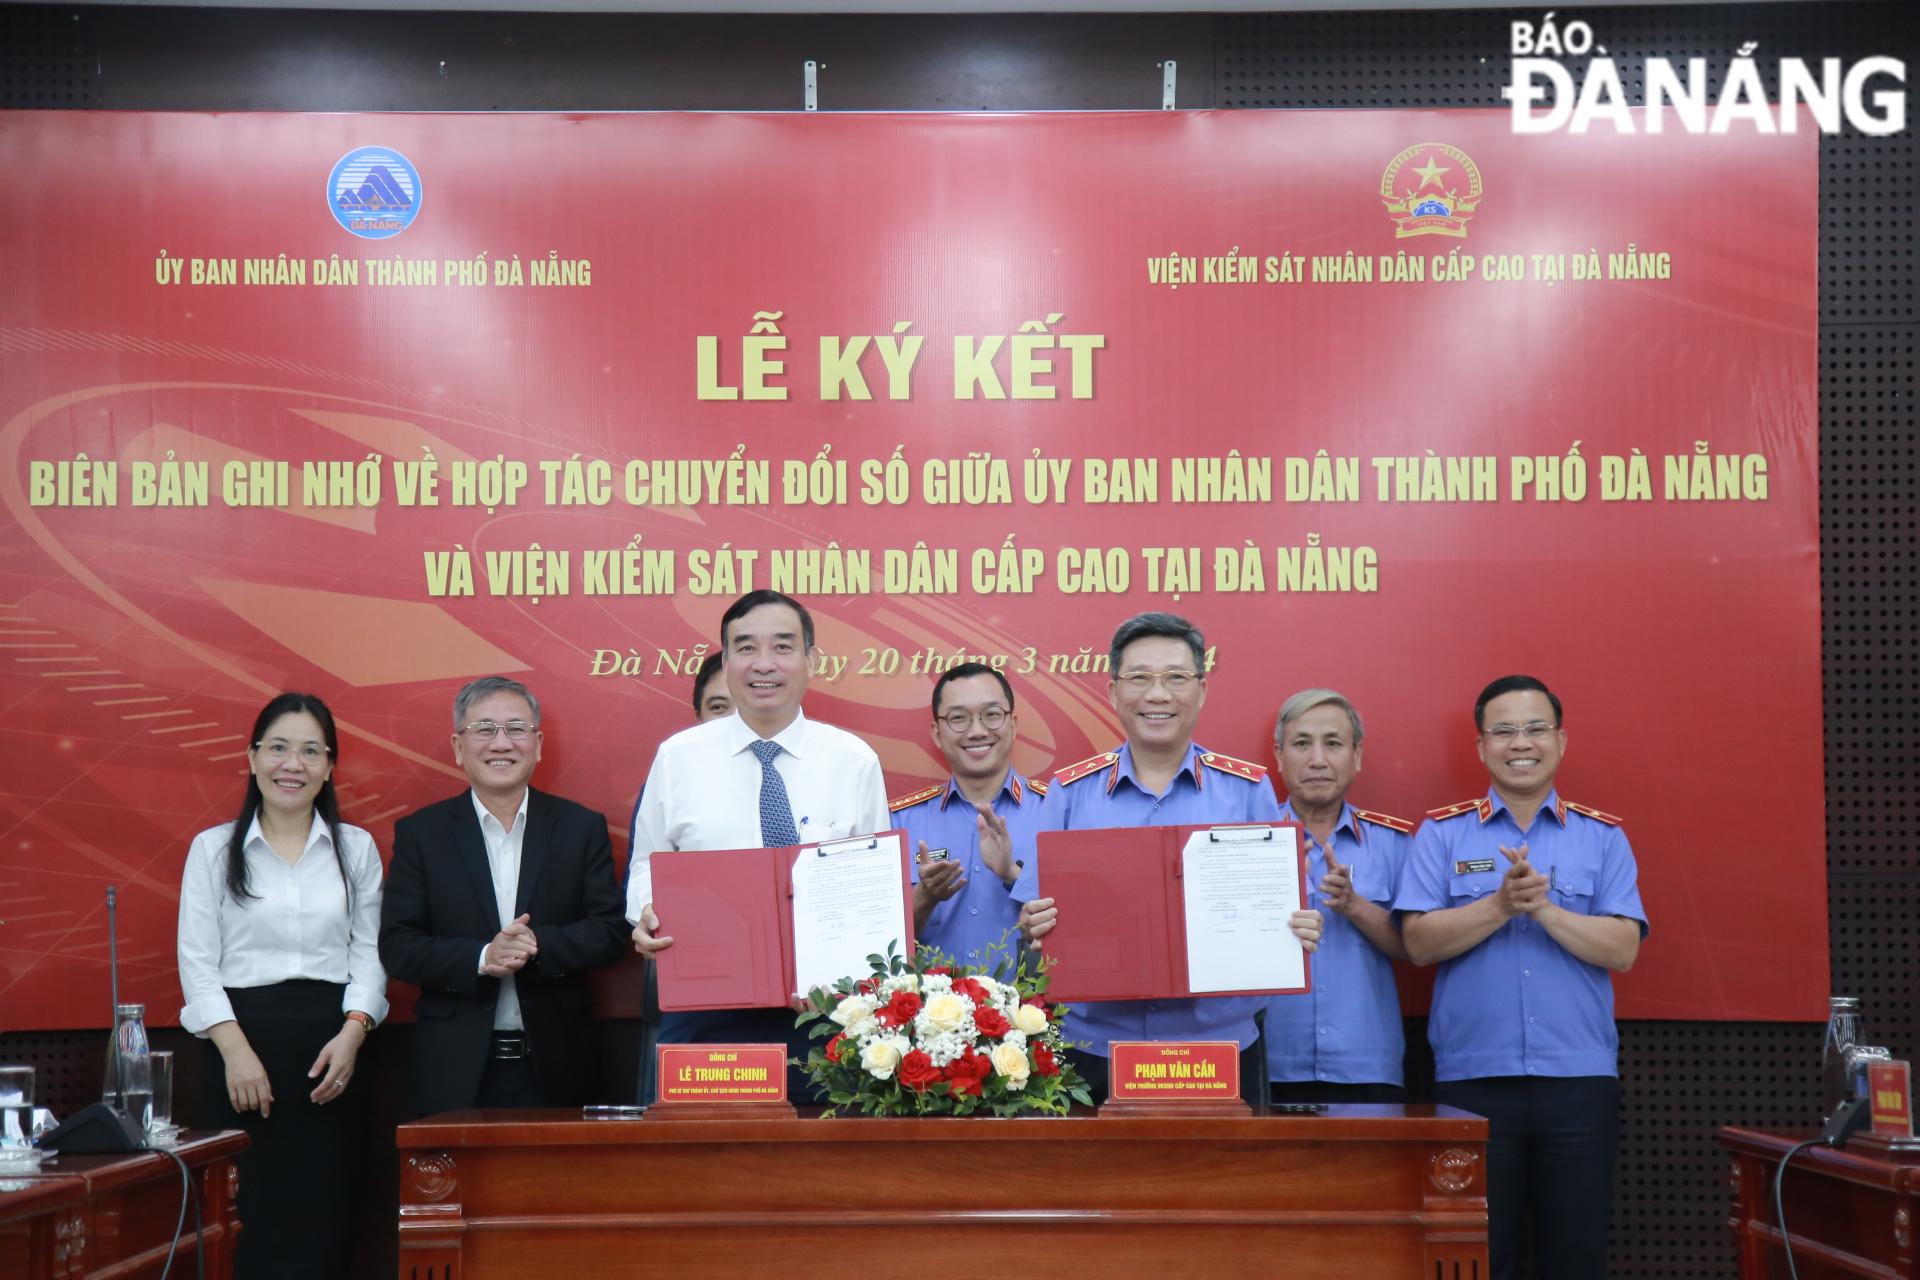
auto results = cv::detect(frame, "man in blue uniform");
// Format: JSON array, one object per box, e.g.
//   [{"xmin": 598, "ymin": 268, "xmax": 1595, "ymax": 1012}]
[
  {"xmin": 1265, "ymin": 688, "xmax": 1414, "ymax": 1104},
  {"xmin": 890, "ymin": 662, "xmax": 1047, "ymax": 971},
  {"xmin": 1014, "ymin": 612, "xmax": 1322, "ymax": 1101},
  {"xmin": 1397, "ymin": 674, "xmax": 1647, "ymax": 1280}
]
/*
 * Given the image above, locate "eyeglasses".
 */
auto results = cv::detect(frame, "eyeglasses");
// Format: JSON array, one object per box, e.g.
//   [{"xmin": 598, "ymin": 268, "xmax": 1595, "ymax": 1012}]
[
  {"xmin": 939, "ymin": 707, "xmax": 1009, "ymax": 733},
  {"xmin": 1482, "ymin": 721, "xmax": 1557, "ymax": 744},
  {"xmin": 460, "ymin": 720, "xmax": 536, "ymax": 742},
  {"xmin": 1115, "ymin": 670, "xmax": 1201, "ymax": 694},
  {"xmin": 254, "ymin": 739, "xmax": 330, "ymax": 765}
]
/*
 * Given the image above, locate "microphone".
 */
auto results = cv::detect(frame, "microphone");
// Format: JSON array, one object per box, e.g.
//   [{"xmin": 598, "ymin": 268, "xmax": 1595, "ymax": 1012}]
[
  {"xmin": 1821, "ymin": 1095, "xmax": 1872, "ymax": 1148},
  {"xmin": 37, "ymin": 885, "xmax": 146, "ymax": 1153}
]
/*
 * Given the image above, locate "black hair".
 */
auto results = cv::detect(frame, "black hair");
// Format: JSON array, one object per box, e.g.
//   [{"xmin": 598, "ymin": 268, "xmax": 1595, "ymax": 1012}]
[
  {"xmin": 226, "ymin": 692, "xmax": 347, "ymax": 905},
  {"xmin": 718, "ymin": 589, "xmax": 815, "ymax": 650},
  {"xmin": 692, "ymin": 651, "xmax": 727, "ymax": 715},
  {"xmin": 931, "ymin": 662, "xmax": 1015, "ymax": 718},
  {"xmin": 1473, "ymin": 674, "xmax": 1563, "ymax": 729},
  {"xmin": 1108, "ymin": 611, "xmax": 1206, "ymax": 675}
]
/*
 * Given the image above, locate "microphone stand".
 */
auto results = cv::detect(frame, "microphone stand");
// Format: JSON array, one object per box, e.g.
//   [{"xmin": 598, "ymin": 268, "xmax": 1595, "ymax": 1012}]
[{"xmin": 107, "ymin": 885, "xmax": 123, "ymax": 1112}]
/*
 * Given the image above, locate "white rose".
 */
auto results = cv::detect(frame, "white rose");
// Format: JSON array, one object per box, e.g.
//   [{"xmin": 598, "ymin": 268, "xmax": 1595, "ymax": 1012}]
[
  {"xmin": 830, "ymin": 995, "xmax": 875, "ymax": 1028},
  {"xmin": 861, "ymin": 1035, "xmax": 910, "ymax": 1080},
  {"xmin": 923, "ymin": 991, "xmax": 970, "ymax": 1033},
  {"xmin": 1013, "ymin": 1003, "xmax": 1049, "ymax": 1036},
  {"xmin": 990, "ymin": 1041, "xmax": 1030, "ymax": 1088}
]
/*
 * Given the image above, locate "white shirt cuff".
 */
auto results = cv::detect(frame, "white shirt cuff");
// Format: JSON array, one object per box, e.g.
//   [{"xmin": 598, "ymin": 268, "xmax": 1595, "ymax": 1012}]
[
  {"xmin": 179, "ymin": 990, "xmax": 236, "ymax": 1036},
  {"xmin": 343, "ymin": 984, "xmax": 390, "ymax": 1025}
]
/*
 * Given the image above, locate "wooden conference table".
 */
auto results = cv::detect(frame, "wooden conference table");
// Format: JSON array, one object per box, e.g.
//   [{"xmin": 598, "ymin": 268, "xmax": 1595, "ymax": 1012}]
[
  {"xmin": 0, "ymin": 1131, "xmax": 244, "ymax": 1280},
  {"xmin": 1718, "ymin": 1126, "xmax": 1920, "ymax": 1278},
  {"xmin": 396, "ymin": 1105, "xmax": 1488, "ymax": 1279}
]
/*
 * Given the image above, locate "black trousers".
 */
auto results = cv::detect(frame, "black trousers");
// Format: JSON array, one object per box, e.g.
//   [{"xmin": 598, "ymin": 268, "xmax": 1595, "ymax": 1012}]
[
  {"xmin": 1434, "ymin": 1075, "xmax": 1620, "ymax": 1280},
  {"xmin": 1270, "ymin": 1081, "xmax": 1406, "ymax": 1105},
  {"xmin": 198, "ymin": 981, "xmax": 361, "ymax": 1280},
  {"xmin": 475, "ymin": 1051, "xmax": 545, "ymax": 1107}
]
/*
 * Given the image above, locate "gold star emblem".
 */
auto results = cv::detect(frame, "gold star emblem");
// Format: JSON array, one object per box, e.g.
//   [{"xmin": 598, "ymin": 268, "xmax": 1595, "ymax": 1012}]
[{"xmin": 1412, "ymin": 156, "xmax": 1450, "ymax": 190}]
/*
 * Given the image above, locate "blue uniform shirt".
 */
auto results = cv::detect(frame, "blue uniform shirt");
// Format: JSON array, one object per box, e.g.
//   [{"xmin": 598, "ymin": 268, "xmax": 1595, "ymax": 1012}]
[
  {"xmin": 893, "ymin": 770, "xmax": 1047, "ymax": 971},
  {"xmin": 1011, "ymin": 742, "xmax": 1284, "ymax": 1056},
  {"xmin": 1264, "ymin": 799, "xmax": 1410, "ymax": 1085},
  {"xmin": 1394, "ymin": 788, "xmax": 1648, "ymax": 1081}
]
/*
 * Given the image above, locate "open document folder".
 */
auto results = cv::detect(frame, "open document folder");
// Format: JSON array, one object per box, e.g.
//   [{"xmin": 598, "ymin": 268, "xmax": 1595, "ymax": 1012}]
[
  {"xmin": 652, "ymin": 829, "xmax": 915, "ymax": 1011},
  {"xmin": 1037, "ymin": 823, "xmax": 1310, "ymax": 1002}
]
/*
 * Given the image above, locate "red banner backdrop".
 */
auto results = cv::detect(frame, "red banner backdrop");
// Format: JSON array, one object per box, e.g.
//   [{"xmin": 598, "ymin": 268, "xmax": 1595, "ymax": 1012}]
[{"xmin": 0, "ymin": 109, "xmax": 1821, "ymax": 1030}]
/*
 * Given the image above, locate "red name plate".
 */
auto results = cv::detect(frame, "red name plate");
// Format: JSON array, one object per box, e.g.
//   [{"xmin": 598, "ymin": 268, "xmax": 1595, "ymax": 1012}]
[
  {"xmin": 656, "ymin": 1044, "xmax": 789, "ymax": 1104},
  {"xmin": 1870, "ymin": 1061, "xmax": 1913, "ymax": 1137},
  {"xmin": 1108, "ymin": 1041, "xmax": 1240, "ymax": 1102}
]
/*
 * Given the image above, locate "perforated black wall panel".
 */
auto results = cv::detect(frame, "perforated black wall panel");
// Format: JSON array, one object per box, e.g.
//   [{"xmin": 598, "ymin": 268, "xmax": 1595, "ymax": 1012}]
[
  {"xmin": 0, "ymin": 5, "xmax": 1910, "ymax": 1276},
  {"xmin": 0, "ymin": 5, "xmax": 98, "ymax": 109}
]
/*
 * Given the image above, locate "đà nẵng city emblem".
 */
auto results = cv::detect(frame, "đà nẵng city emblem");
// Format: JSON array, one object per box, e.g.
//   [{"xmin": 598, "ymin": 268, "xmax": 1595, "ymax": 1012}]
[
  {"xmin": 1380, "ymin": 143, "xmax": 1483, "ymax": 239},
  {"xmin": 328, "ymin": 146, "xmax": 423, "ymax": 240}
]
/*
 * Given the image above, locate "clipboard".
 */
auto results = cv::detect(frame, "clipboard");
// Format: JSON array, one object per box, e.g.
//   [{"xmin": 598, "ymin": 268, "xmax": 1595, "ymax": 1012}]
[
  {"xmin": 1037, "ymin": 822, "xmax": 1310, "ymax": 1002},
  {"xmin": 652, "ymin": 829, "xmax": 915, "ymax": 1011}
]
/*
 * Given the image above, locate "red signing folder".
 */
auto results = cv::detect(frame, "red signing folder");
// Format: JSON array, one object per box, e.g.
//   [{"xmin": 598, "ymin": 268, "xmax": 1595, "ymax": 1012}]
[
  {"xmin": 1037, "ymin": 823, "xmax": 1310, "ymax": 1002},
  {"xmin": 652, "ymin": 830, "xmax": 915, "ymax": 1011}
]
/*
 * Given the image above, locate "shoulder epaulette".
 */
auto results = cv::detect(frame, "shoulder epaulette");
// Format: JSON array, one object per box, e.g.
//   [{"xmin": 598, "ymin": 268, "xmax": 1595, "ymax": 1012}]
[
  {"xmin": 1198, "ymin": 751, "xmax": 1267, "ymax": 783},
  {"xmin": 1564, "ymin": 800, "xmax": 1624, "ymax": 826},
  {"xmin": 1355, "ymin": 808, "xmax": 1416, "ymax": 834},
  {"xmin": 1053, "ymin": 752, "xmax": 1119, "ymax": 786},
  {"xmin": 1427, "ymin": 798, "xmax": 1487, "ymax": 821},
  {"xmin": 888, "ymin": 784, "xmax": 945, "ymax": 813},
  {"xmin": 1026, "ymin": 776, "xmax": 1049, "ymax": 796}
]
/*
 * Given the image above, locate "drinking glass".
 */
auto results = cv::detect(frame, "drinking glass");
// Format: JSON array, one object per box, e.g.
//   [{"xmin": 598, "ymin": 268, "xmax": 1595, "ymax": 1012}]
[
  {"xmin": 0, "ymin": 1065, "xmax": 40, "ymax": 1167},
  {"xmin": 147, "ymin": 1050, "xmax": 179, "ymax": 1143}
]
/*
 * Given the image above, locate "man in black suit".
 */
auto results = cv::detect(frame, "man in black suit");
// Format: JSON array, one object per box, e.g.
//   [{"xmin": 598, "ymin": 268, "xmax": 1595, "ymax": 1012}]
[{"xmin": 380, "ymin": 676, "xmax": 628, "ymax": 1113}]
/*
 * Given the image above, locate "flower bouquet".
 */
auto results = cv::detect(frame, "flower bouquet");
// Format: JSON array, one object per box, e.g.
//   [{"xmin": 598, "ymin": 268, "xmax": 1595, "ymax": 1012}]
[{"xmin": 795, "ymin": 941, "xmax": 1093, "ymax": 1117}]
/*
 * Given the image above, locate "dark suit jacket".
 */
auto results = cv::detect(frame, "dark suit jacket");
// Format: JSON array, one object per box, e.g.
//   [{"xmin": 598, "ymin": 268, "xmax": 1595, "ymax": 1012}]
[{"xmin": 379, "ymin": 787, "xmax": 628, "ymax": 1116}]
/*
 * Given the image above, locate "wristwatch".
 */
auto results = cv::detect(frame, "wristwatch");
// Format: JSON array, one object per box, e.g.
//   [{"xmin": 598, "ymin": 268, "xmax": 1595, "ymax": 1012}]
[{"xmin": 344, "ymin": 1011, "xmax": 376, "ymax": 1033}]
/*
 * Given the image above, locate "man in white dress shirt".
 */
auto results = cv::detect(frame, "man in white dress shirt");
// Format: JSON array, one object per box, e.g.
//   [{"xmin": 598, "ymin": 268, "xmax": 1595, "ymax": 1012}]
[{"xmin": 628, "ymin": 590, "xmax": 888, "ymax": 1088}]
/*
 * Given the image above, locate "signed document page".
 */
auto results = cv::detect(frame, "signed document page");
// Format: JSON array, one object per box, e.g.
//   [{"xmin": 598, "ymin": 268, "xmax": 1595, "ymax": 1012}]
[
  {"xmin": 790, "ymin": 832, "xmax": 909, "ymax": 995},
  {"xmin": 1181, "ymin": 825, "xmax": 1306, "ymax": 994}
]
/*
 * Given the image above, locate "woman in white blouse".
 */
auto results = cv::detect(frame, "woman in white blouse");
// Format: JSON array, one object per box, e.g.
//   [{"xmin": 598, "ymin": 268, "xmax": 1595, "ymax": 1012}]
[{"xmin": 177, "ymin": 692, "xmax": 387, "ymax": 1279}]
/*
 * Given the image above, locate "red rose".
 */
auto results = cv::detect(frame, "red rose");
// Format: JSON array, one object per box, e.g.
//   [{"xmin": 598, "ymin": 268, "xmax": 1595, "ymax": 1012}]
[
  {"xmin": 973, "ymin": 1006, "xmax": 1011, "ymax": 1039},
  {"xmin": 928, "ymin": 966, "xmax": 953, "ymax": 976},
  {"xmin": 952, "ymin": 977, "xmax": 989, "ymax": 1006},
  {"xmin": 1033, "ymin": 1044, "xmax": 1060, "ymax": 1077},
  {"xmin": 898, "ymin": 1049, "xmax": 941, "ymax": 1092},
  {"xmin": 857, "ymin": 977, "xmax": 881, "ymax": 996},
  {"xmin": 877, "ymin": 988, "xmax": 922, "ymax": 1028},
  {"xmin": 944, "ymin": 1050, "xmax": 993, "ymax": 1097},
  {"xmin": 826, "ymin": 1033, "xmax": 846, "ymax": 1063}
]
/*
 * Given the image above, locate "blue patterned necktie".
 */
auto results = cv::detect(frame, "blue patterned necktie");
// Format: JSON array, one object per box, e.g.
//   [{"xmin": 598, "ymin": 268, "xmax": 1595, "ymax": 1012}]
[{"xmin": 750, "ymin": 738, "xmax": 800, "ymax": 847}]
